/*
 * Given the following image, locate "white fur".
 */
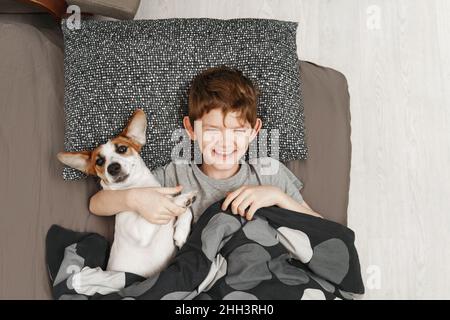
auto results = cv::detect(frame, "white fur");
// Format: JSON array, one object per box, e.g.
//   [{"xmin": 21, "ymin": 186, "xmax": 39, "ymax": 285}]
[
  {"xmin": 58, "ymin": 110, "xmax": 196, "ymax": 278},
  {"xmin": 97, "ymin": 142, "xmax": 195, "ymax": 278}
]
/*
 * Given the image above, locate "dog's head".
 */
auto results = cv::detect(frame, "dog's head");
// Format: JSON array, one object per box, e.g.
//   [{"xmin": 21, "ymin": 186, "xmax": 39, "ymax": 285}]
[{"xmin": 57, "ymin": 109, "xmax": 147, "ymax": 186}]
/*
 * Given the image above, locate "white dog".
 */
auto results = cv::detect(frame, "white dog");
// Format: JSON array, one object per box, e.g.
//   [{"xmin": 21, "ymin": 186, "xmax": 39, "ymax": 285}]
[{"xmin": 57, "ymin": 109, "xmax": 197, "ymax": 278}]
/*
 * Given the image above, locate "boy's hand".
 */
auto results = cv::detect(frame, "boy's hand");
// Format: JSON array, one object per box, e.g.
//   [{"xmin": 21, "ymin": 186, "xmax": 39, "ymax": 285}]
[
  {"xmin": 128, "ymin": 185, "xmax": 187, "ymax": 225},
  {"xmin": 221, "ymin": 185, "xmax": 284, "ymax": 220}
]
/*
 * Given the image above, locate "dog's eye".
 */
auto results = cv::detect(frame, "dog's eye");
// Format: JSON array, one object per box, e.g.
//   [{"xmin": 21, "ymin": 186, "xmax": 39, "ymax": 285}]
[
  {"xmin": 117, "ymin": 145, "xmax": 128, "ymax": 154},
  {"xmin": 96, "ymin": 157, "xmax": 105, "ymax": 166}
]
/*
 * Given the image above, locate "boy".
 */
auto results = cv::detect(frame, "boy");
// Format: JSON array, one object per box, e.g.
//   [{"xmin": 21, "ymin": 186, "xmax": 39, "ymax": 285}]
[{"xmin": 89, "ymin": 66, "xmax": 322, "ymax": 224}]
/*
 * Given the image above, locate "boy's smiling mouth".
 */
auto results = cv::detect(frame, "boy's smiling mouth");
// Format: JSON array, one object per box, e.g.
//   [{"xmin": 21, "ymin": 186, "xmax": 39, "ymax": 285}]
[{"xmin": 213, "ymin": 148, "xmax": 236, "ymax": 160}]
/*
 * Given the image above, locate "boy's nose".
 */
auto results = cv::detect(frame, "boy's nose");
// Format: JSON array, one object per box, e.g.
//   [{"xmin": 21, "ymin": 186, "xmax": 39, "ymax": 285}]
[
  {"xmin": 218, "ymin": 130, "xmax": 234, "ymax": 145},
  {"xmin": 107, "ymin": 162, "xmax": 121, "ymax": 176}
]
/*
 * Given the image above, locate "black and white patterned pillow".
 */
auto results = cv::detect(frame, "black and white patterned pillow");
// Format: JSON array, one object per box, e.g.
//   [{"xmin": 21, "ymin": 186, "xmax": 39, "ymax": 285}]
[{"xmin": 61, "ymin": 18, "xmax": 307, "ymax": 180}]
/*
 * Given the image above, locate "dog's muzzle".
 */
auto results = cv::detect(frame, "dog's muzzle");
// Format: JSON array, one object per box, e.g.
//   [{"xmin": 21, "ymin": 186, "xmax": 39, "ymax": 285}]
[
  {"xmin": 114, "ymin": 174, "xmax": 129, "ymax": 183},
  {"xmin": 108, "ymin": 162, "xmax": 121, "ymax": 176}
]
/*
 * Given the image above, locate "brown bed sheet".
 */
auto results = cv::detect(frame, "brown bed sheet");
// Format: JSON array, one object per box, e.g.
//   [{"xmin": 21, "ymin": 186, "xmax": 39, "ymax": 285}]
[
  {"xmin": 285, "ymin": 61, "xmax": 352, "ymax": 227},
  {"xmin": 0, "ymin": 14, "xmax": 351, "ymax": 299}
]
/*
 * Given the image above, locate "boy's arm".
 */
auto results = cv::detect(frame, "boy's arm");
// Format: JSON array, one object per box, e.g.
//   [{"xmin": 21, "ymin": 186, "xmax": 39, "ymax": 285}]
[
  {"xmin": 89, "ymin": 189, "xmax": 133, "ymax": 216},
  {"xmin": 222, "ymin": 185, "xmax": 323, "ymax": 220},
  {"xmin": 302, "ymin": 200, "xmax": 311, "ymax": 210},
  {"xmin": 276, "ymin": 193, "xmax": 323, "ymax": 218},
  {"xmin": 89, "ymin": 186, "xmax": 186, "ymax": 225}
]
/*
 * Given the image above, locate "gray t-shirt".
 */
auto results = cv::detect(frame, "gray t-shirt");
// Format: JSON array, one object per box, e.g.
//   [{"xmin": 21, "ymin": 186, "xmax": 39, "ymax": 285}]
[{"xmin": 152, "ymin": 157, "xmax": 303, "ymax": 223}]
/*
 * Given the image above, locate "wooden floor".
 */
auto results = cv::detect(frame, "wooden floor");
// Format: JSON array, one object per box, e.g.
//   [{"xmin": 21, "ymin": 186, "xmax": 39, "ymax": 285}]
[{"xmin": 136, "ymin": 0, "xmax": 450, "ymax": 299}]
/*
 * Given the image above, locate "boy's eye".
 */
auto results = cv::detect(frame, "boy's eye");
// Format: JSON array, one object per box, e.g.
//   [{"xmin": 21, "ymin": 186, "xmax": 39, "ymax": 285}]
[
  {"xmin": 117, "ymin": 145, "xmax": 128, "ymax": 154},
  {"xmin": 96, "ymin": 157, "xmax": 105, "ymax": 166},
  {"xmin": 203, "ymin": 129, "xmax": 221, "ymax": 138}
]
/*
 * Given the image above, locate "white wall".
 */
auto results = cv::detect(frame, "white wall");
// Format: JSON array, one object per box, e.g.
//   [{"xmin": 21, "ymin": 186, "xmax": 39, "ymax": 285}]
[{"xmin": 136, "ymin": 0, "xmax": 450, "ymax": 299}]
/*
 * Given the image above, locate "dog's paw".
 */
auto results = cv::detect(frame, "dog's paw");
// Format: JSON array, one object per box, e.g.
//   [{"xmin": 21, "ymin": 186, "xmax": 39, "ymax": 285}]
[
  {"xmin": 173, "ymin": 226, "xmax": 190, "ymax": 249},
  {"xmin": 174, "ymin": 190, "xmax": 198, "ymax": 208}
]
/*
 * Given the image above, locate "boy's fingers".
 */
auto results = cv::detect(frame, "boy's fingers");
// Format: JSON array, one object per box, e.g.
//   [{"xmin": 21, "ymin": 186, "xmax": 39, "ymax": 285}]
[
  {"xmin": 155, "ymin": 218, "xmax": 171, "ymax": 225},
  {"xmin": 165, "ymin": 201, "xmax": 186, "ymax": 216},
  {"xmin": 149, "ymin": 216, "xmax": 171, "ymax": 224},
  {"xmin": 155, "ymin": 185, "xmax": 183, "ymax": 195},
  {"xmin": 238, "ymin": 197, "xmax": 253, "ymax": 216},
  {"xmin": 221, "ymin": 186, "xmax": 244, "ymax": 210},
  {"xmin": 232, "ymin": 192, "xmax": 249, "ymax": 215},
  {"xmin": 246, "ymin": 203, "xmax": 259, "ymax": 220},
  {"xmin": 158, "ymin": 212, "xmax": 175, "ymax": 219}
]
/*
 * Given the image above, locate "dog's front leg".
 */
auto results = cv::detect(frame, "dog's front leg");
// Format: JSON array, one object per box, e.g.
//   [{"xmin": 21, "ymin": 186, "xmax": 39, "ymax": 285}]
[
  {"xmin": 173, "ymin": 209, "xmax": 193, "ymax": 248},
  {"xmin": 172, "ymin": 191, "xmax": 197, "ymax": 248}
]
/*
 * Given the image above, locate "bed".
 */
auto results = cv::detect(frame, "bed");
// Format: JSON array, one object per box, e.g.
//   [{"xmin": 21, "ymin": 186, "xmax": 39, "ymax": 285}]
[{"xmin": 0, "ymin": 5, "xmax": 352, "ymax": 299}]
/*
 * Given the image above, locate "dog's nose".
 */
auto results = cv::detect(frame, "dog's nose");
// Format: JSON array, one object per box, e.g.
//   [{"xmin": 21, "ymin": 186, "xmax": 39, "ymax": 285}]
[{"xmin": 107, "ymin": 162, "xmax": 121, "ymax": 176}]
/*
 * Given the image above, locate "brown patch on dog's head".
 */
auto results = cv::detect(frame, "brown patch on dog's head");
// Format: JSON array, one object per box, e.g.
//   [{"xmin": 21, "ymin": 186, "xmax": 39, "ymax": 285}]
[
  {"xmin": 57, "ymin": 150, "xmax": 95, "ymax": 175},
  {"xmin": 120, "ymin": 109, "xmax": 147, "ymax": 147},
  {"xmin": 57, "ymin": 109, "xmax": 148, "ymax": 180},
  {"xmin": 110, "ymin": 136, "xmax": 142, "ymax": 155},
  {"xmin": 57, "ymin": 146, "xmax": 106, "ymax": 178},
  {"xmin": 88, "ymin": 146, "xmax": 107, "ymax": 179}
]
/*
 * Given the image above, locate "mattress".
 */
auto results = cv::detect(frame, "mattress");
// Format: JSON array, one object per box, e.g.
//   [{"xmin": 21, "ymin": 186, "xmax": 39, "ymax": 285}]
[{"xmin": 0, "ymin": 14, "xmax": 351, "ymax": 299}]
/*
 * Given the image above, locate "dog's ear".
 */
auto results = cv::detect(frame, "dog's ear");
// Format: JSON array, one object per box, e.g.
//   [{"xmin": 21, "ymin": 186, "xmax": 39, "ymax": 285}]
[
  {"xmin": 57, "ymin": 151, "xmax": 91, "ymax": 173},
  {"xmin": 121, "ymin": 109, "xmax": 147, "ymax": 146}
]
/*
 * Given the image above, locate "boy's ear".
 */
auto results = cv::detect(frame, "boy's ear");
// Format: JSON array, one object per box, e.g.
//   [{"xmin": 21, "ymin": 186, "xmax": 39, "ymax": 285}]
[
  {"xmin": 57, "ymin": 151, "xmax": 91, "ymax": 173},
  {"xmin": 121, "ymin": 109, "xmax": 147, "ymax": 146},
  {"xmin": 183, "ymin": 116, "xmax": 196, "ymax": 140},
  {"xmin": 249, "ymin": 118, "xmax": 262, "ymax": 142}
]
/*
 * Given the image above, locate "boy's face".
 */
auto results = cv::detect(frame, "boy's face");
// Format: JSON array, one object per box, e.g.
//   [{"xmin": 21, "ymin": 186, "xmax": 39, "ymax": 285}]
[{"xmin": 183, "ymin": 109, "xmax": 261, "ymax": 171}]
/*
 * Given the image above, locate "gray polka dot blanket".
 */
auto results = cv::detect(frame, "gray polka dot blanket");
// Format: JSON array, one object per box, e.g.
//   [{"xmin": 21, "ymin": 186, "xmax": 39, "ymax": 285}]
[{"xmin": 46, "ymin": 200, "xmax": 365, "ymax": 300}]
